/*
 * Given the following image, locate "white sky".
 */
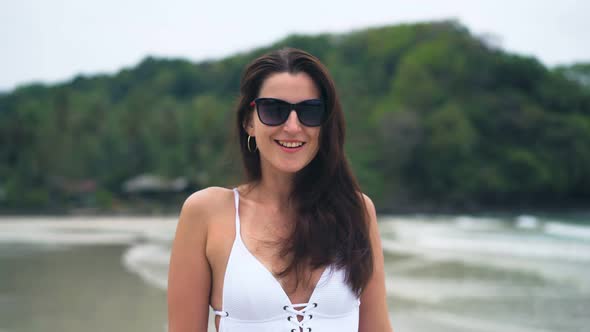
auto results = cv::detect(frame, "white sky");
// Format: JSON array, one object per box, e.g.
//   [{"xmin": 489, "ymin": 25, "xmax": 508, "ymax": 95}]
[{"xmin": 1, "ymin": 0, "xmax": 589, "ymax": 92}]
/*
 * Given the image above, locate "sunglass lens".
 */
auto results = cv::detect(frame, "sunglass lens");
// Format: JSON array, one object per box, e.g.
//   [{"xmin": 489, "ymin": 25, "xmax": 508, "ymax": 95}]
[
  {"xmin": 297, "ymin": 100, "xmax": 325, "ymax": 126},
  {"xmin": 257, "ymin": 100, "xmax": 289, "ymax": 126}
]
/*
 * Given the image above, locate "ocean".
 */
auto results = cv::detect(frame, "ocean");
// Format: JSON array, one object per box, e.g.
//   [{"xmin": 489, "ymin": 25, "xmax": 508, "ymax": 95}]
[{"xmin": 0, "ymin": 213, "xmax": 588, "ymax": 332}]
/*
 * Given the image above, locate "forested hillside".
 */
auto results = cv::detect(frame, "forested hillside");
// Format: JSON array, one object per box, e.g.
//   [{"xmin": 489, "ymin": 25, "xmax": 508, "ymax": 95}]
[{"xmin": 1, "ymin": 20, "xmax": 589, "ymax": 213}]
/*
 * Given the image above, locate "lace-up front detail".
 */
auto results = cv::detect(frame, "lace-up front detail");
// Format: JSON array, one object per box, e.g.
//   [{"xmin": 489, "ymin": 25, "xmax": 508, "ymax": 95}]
[
  {"xmin": 284, "ymin": 302, "xmax": 317, "ymax": 331},
  {"xmin": 212, "ymin": 188, "xmax": 360, "ymax": 331}
]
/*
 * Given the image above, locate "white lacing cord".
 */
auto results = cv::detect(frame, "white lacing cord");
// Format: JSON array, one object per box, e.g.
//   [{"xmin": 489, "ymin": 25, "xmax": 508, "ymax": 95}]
[
  {"xmin": 283, "ymin": 302, "xmax": 317, "ymax": 332},
  {"xmin": 214, "ymin": 310, "xmax": 228, "ymax": 317}
]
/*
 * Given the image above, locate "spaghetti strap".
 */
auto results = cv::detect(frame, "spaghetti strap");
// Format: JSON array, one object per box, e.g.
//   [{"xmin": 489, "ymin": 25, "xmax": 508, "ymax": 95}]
[
  {"xmin": 213, "ymin": 187, "xmax": 360, "ymax": 329},
  {"xmin": 232, "ymin": 188, "xmax": 240, "ymax": 234}
]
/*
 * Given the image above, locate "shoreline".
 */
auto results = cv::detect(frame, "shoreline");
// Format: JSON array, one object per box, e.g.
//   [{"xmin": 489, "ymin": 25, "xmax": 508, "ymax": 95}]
[{"xmin": 1, "ymin": 206, "xmax": 589, "ymax": 219}]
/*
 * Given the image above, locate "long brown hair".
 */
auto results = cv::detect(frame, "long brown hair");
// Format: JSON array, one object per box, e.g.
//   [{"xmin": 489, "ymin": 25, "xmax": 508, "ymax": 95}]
[{"xmin": 235, "ymin": 48, "xmax": 373, "ymax": 296}]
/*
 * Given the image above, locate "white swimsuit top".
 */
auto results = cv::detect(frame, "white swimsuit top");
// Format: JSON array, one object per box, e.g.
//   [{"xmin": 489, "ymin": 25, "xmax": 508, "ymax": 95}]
[{"xmin": 213, "ymin": 188, "xmax": 361, "ymax": 332}]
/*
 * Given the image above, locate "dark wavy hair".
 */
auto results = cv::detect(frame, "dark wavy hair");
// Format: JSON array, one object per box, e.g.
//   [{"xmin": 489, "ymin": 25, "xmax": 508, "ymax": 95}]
[{"xmin": 235, "ymin": 48, "xmax": 373, "ymax": 296}]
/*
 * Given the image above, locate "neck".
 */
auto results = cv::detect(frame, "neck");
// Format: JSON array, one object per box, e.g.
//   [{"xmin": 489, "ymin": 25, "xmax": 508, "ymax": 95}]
[{"xmin": 252, "ymin": 162, "xmax": 295, "ymax": 208}]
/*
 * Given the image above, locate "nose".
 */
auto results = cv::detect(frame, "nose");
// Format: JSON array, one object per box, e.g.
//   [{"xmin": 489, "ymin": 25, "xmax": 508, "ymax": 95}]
[{"xmin": 283, "ymin": 109, "xmax": 302, "ymax": 132}]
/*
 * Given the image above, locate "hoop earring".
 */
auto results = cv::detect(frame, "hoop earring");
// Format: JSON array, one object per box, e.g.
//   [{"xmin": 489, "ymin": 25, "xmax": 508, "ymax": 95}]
[{"xmin": 247, "ymin": 135, "xmax": 258, "ymax": 153}]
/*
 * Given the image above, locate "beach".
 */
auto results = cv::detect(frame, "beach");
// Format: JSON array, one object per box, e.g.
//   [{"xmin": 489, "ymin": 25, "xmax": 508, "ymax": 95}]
[{"xmin": 0, "ymin": 214, "xmax": 589, "ymax": 332}]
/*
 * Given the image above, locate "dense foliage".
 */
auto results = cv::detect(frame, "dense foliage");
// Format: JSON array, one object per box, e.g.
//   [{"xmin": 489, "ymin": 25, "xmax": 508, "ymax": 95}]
[{"xmin": 1, "ymin": 20, "xmax": 589, "ymax": 212}]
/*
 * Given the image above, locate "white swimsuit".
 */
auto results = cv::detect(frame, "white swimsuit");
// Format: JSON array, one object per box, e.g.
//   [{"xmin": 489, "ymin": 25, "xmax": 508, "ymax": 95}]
[{"xmin": 213, "ymin": 188, "xmax": 361, "ymax": 331}]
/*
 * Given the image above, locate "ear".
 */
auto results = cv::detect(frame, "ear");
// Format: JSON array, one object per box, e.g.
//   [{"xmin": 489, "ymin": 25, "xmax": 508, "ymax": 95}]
[{"xmin": 243, "ymin": 109, "xmax": 255, "ymax": 137}]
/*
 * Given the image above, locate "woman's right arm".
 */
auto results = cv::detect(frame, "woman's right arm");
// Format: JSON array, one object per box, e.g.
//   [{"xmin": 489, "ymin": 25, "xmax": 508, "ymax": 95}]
[{"xmin": 168, "ymin": 191, "xmax": 212, "ymax": 332}]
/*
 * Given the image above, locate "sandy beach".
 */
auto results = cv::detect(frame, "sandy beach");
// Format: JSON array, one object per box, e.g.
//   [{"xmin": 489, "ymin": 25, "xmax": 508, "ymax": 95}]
[{"xmin": 1, "ymin": 214, "xmax": 589, "ymax": 332}]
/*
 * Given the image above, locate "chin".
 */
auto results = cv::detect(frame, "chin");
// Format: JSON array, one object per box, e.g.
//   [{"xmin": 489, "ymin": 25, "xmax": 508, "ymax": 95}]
[
  {"xmin": 260, "ymin": 150, "xmax": 318, "ymax": 175},
  {"xmin": 277, "ymin": 163, "xmax": 307, "ymax": 174},
  {"xmin": 270, "ymin": 158, "xmax": 313, "ymax": 175}
]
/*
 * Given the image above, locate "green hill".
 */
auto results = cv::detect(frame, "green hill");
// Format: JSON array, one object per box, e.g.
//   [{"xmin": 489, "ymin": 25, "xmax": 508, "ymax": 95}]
[{"xmin": 1, "ymin": 20, "xmax": 589, "ymax": 213}]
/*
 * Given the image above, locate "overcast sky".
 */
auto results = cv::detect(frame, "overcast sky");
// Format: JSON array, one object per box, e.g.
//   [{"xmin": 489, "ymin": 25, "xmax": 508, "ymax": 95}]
[{"xmin": 1, "ymin": 0, "xmax": 588, "ymax": 92}]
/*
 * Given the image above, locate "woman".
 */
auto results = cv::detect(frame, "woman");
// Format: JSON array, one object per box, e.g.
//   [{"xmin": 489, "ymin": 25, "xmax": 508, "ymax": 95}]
[{"xmin": 168, "ymin": 48, "xmax": 393, "ymax": 332}]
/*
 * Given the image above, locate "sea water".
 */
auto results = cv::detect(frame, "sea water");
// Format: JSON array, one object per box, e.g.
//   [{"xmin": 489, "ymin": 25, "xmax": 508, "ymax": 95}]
[{"xmin": 0, "ymin": 214, "xmax": 588, "ymax": 332}]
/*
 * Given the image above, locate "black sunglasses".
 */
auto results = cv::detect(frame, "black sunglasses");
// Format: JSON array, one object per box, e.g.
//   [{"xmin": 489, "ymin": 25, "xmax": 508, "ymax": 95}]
[{"xmin": 250, "ymin": 98, "xmax": 326, "ymax": 127}]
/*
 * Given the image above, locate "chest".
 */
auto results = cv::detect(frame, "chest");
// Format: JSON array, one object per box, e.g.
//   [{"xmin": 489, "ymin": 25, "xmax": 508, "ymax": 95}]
[
  {"xmin": 217, "ymin": 256, "xmax": 360, "ymax": 329},
  {"xmin": 207, "ymin": 215, "xmax": 318, "ymax": 299}
]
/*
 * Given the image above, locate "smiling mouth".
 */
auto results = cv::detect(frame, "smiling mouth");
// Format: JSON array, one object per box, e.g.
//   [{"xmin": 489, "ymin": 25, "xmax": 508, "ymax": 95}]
[{"xmin": 275, "ymin": 140, "xmax": 305, "ymax": 148}]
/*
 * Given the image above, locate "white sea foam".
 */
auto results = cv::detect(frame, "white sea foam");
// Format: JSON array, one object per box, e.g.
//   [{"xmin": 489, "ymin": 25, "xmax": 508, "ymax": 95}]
[
  {"xmin": 516, "ymin": 215, "xmax": 539, "ymax": 229},
  {"xmin": 418, "ymin": 234, "xmax": 590, "ymax": 261},
  {"xmin": 382, "ymin": 236, "xmax": 590, "ymax": 289},
  {"xmin": 381, "ymin": 218, "xmax": 590, "ymax": 262},
  {"xmin": 386, "ymin": 276, "xmax": 575, "ymax": 304},
  {"xmin": 0, "ymin": 217, "xmax": 176, "ymax": 291},
  {"xmin": 0, "ymin": 229, "xmax": 138, "ymax": 245},
  {"xmin": 0, "ymin": 216, "xmax": 177, "ymax": 245},
  {"xmin": 544, "ymin": 222, "xmax": 590, "ymax": 241},
  {"xmin": 380, "ymin": 217, "xmax": 590, "ymax": 289},
  {"xmin": 122, "ymin": 243, "xmax": 170, "ymax": 290},
  {"xmin": 454, "ymin": 215, "xmax": 505, "ymax": 230}
]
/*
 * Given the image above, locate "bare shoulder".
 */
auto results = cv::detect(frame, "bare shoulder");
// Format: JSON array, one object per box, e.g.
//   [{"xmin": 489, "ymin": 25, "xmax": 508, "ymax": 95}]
[
  {"xmin": 174, "ymin": 186, "xmax": 235, "ymax": 244},
  {"xmin": 180, "ymin": 186, "xmax": 234, "ymax": 221},
  {"xmin": 170, "ymin": 186, "xmax": 235, "ymax": 265},
  {"xmin": 168, "ymin": 187, "xmax": 233, "ymax": 331},
  {"xmin": 358, "ymin": 192, "xmax": 378, "ymax": 225},
  {"xmin": 361, "ymin": 193, "xmax": 376, "ymax": 213}
]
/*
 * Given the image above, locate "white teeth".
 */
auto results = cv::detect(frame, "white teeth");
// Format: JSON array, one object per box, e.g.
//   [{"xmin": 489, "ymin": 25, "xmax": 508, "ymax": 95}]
[{"xmin": 278, "ymin": 141, "xmax": 304, "ymax": 148}]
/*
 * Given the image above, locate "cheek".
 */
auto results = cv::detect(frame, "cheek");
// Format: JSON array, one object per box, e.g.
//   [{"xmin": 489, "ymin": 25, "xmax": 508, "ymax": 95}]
[
  {"xmin": 313, "ymin": 128, "xmax": 322, "ymax": 143},
  {"xmin": 309, "ymin": 129, "xmax": 321, "ymax": 151},
  {"xmin": 254, "ymin": 126, "xmax": 278, "ymax": 150}
]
